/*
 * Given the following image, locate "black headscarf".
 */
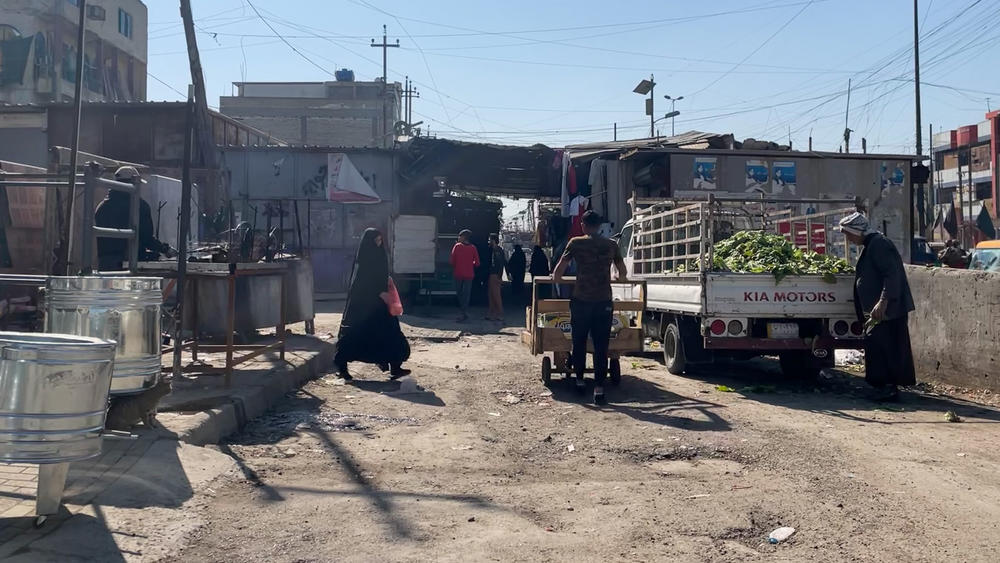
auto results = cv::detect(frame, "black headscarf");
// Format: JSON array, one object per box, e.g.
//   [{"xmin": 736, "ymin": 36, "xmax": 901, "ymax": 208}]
[
  {"xmin": 530, "ymin": 245, "xmax": 551, "ymax": 277},
  {"xmin": 341, "ymin": 228, "xmax": 389, "ymax": 330}
]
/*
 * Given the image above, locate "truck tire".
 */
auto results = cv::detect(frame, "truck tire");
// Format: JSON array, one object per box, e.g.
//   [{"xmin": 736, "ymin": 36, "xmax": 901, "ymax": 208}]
[
  {"xmin": 779, "ymin": 351, "xmax": 823, "ymax": 380},
  {"xmin": 663, "ymin": 322, "xmax": 687, "ymax": 375}
]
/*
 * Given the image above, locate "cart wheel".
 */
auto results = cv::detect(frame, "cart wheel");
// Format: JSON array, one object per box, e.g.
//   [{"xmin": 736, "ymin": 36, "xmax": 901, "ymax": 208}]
[
  {"xmin": 541, "ymin": 356, "xmax": 552, "ymax": 384},
  {"xmin": 609, "ymin": 358, "xmax": 622, "ymax": 385},
  {"xmin": 33, "ymin": 515, "xmax": 47, "ymax": 529}
]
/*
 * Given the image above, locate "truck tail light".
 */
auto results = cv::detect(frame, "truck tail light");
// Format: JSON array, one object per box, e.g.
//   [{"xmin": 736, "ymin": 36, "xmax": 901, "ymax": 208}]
[
  {"xmin": 833, "ymin": 320, "xmax": 849, "ymax": 336},
  {"xmin": 727, "ymin": 320, "xmax": 744, "ymax": 336},
  {"xmin": 710, "ymin": 319, "xmax": 726, "ymax": 335}
]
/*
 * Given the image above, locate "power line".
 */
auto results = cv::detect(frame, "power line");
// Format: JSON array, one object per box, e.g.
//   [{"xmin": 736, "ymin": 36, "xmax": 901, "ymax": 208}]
[
  {"xmin": 243, "ymin": 0, "xmax": 336, "ymax": 78},
  {"xmin": 689, "ymin": 0, "xmax": 815, "ymax": 96}
]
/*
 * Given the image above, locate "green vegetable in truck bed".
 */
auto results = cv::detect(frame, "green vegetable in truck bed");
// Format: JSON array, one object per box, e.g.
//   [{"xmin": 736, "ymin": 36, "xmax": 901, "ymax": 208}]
[{"xmin": 709, "ymin": 231, "xmax": 854, "ymax": 283}]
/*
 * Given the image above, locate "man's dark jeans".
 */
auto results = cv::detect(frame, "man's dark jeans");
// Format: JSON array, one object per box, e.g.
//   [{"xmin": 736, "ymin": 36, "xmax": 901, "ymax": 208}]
[{"xmin": 570, "ymin": 298, "xmax": 613, "ymax": 385}]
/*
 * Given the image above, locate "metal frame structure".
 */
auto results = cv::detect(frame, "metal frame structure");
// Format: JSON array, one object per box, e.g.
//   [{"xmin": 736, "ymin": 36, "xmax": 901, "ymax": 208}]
[
  {"xmin": 155, "ymin": 262, "xmax": 287, "ymax": 388},
  {"xmin": 0, "ymin": 164, "xmax": 143, "ymax": 274}
]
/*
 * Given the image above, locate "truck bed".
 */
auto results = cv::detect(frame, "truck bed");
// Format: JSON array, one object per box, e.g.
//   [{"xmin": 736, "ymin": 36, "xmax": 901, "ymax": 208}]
[{"xmin": 640, "ymin": 273, "xmax": 856, "ymax": 318}]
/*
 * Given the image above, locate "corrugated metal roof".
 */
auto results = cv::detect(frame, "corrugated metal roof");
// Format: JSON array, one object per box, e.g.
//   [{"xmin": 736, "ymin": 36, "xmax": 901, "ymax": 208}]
[{"xmin": 566, "ymin": 131, "xmax": 727, "ymax": 159}]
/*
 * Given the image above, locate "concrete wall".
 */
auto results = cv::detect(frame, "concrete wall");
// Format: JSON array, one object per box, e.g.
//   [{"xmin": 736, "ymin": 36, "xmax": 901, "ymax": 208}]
[{"xmin": 907, "ymin": 265, "xmax": 1000, "ymax": 391}]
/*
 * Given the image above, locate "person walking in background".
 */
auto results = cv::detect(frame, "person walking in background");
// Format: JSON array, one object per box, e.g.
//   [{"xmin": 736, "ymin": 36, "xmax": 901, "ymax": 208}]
[
  {"xmin": 506, "ymin": 244, "xmax": 527, "ymax": 295},
  {"xmin": 552, "ymin": 211, "xmax": 628, "ymax": 405},
  {"xmin": 837, "ymin": 212, "xmax": 916, "ymax": 402},
  {"xmin": 486, "ymin": 233, "xmax": 506, "ymax": 321},
  {"xmin": 334, "ymin": 228, "xmax": 411, "ymax": 381},
  {"xmin": 529, "ymin": 245, "xmax": 551, "ymax": 299},
  {"xmin": 450, "ymin": 229, "xmax": 480, "ymax": 322}
]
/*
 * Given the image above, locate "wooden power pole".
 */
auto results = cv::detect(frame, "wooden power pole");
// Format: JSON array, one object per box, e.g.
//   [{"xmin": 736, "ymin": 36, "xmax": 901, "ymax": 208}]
[{"xmin": 179, "ymin": 0, "xmax": 216, "ymax": 170}]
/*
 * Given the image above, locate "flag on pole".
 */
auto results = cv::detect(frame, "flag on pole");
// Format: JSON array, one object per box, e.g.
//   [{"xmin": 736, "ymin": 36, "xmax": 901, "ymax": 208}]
[{"xmin": 976, "ymin": 204, "xmax": 996, "ymax": 239}]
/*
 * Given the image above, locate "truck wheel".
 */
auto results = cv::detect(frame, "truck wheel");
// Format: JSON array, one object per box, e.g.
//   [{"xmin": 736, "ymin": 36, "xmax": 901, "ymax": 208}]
[
  {"xmin": 609, "ymin": 358, "xmax": 621, "ymax": 386},
  {"xmin": 663, "ymin": 322, "xmax": 687, "ymax": 375},
  {"xmin": 779, "ymin": 351, "xmax": 822, "ymax": 380},
  {"xmin": 541, "ymin": 356, "xmax": 552, "ymax": 384}
]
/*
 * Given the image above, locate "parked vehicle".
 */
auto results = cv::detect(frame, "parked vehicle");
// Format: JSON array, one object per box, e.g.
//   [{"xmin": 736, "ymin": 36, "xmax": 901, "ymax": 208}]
[
  {"xmin": 968, "ymin": 240, "xmax": 1000, "ymax": 272},
  {"xmin": 910, "ymin": 236, "xmax": 937, "ymax": 266},
  {"xmin": 615, "ymin": 197, "xmax": 865, "ymax": 379}
]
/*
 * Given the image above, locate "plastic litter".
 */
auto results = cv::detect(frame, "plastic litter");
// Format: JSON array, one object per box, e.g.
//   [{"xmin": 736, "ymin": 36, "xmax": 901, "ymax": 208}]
[{"xmin": 768, "ymin": 527, "xmax": 796, "ymax": 544}]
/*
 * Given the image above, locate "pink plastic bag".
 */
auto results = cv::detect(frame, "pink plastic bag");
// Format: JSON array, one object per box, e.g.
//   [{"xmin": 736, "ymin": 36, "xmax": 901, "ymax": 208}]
[{"xmin": 382, "ymin": 277, "xmax": 403, "ymax": 316}]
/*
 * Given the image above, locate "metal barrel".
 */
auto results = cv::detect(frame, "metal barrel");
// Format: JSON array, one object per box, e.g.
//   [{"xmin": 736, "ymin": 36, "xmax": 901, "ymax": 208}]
[
  {"xmin": 44, "ymin": 276, "xmax": 163, "ymax": 395},
  {"xmin": 0, "ymin": 332, "xmax": 116, "ymax": 464}
]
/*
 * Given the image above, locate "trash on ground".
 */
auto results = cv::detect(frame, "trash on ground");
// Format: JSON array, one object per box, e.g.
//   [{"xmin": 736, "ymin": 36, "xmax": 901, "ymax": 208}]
[
  {"xmin": 487, "ymin": 412, "xmax": 501, "ymax": 417},
  {"xmin": 501, "ymin": 394, "xmax": 522, "ymax": 404},
  {"xmin": 715, "ymin": 385, "xmax": 736, "ymax": 392},
  {"xmin": 944, "ymin": 410, "xmax": 963, "ymax": 423},
  {"xmin": 768, "ymin": 526, "xmax": 796, "ymax": 544},
  {"xmin": 956, "ymin": 452, "xmax": 967, "ymax": 457},
  {"xmin": 566, "ymin": 444, "xmax": 576, "ymax": 453}
]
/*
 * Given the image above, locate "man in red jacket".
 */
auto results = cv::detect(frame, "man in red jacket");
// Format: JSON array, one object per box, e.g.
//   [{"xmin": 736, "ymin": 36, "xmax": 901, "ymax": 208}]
[{"xmin": 450, "ymin": 229, "xmax": 480, "ymax": 322}]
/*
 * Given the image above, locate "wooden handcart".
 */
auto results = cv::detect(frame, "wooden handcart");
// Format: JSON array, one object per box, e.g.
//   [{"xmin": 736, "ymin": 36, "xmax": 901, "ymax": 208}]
[{"xmin": 522, "ymin": 276, "xmax": 646, "ymax": 385}]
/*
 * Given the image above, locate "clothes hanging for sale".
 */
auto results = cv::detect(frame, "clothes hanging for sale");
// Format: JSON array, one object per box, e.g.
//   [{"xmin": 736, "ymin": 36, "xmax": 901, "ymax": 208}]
[
  {"xmin": 560, "ymin": 151, "xmax": 574, "ymax": 217},
  {"xmin": 588, "ymin": 159, "xmax": 608, "ymax": 219},
  {"xmin": 569, "ymin": 195, "xmax": 589, "ymax": 238}
]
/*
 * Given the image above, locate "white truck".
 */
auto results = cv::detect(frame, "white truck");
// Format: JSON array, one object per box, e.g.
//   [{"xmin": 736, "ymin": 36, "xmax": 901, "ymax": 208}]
[{"xmin": 615, "ymin": 197, "xmax": 864, "ymax": 378}]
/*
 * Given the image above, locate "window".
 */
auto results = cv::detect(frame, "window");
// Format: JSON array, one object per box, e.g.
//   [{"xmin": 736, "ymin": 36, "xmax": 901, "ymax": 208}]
[{"xmin": 118, "ymin": 9, "xmax": 133, "ymax": 38}]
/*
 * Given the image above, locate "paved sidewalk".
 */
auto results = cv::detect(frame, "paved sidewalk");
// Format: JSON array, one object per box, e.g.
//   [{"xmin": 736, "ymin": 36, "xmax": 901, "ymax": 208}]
[
  {"xmin": 0, "ymin": 432, "xmax": 156, "ymax": 548},
  {"xmin": 0, "ymin": 333, "xmax": 334, "ymax": 561}
]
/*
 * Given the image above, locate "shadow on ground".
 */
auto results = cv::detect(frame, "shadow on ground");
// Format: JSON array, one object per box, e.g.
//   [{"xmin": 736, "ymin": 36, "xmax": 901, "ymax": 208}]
[
  {"xmin": 545, "ymin": 367, "xmax": 731, "ymax": 432},
  {"xmin": 219, "ymin": 389, "xmax": 528, "ymax": 540},
  {"xmin": 655, "ymin": 356, "xmax": 1000, "ymax": 425}
]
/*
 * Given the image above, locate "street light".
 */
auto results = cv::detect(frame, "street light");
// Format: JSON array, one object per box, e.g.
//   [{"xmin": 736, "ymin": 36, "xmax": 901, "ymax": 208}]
[
  {"xmin": 634, "ymin": 74, "xmax": 656, "ymax": 138},
  {"xmin": 664, "ymin": 95, "xmax": 684, "ymax": 136}
]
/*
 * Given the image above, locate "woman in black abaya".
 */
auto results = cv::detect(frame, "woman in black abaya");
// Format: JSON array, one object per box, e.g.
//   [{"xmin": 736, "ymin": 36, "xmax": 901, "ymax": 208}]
[{"xmin": 334, "ymin": 228, "xmax": 410, "ymax": 380}]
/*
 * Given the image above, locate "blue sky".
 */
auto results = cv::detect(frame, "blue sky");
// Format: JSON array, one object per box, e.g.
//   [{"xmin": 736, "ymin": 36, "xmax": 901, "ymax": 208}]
[{"xmin": 146, "ymin": 0, "xmax": 1000, "ymax": 153}]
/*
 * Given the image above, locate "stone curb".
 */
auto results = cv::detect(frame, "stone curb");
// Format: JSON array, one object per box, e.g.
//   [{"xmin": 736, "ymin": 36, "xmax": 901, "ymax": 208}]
[{"xmin": 166, "ymin": 340, "xmax": 335, "ymax": 446}]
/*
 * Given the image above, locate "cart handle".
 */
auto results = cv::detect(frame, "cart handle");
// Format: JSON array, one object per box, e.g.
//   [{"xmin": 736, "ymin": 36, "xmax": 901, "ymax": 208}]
[{"xmin": 532, "ymin": 276, "xmax": 645, "ymax": 286}]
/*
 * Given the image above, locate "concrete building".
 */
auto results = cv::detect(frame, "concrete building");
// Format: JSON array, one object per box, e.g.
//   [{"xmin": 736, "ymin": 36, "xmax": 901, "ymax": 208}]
[
  {"xmin": 219, "ymin": 79, "xmax": 402, "ymax": 149},
  {"xmin": 0, "ymin": 0, "xmax": 147, "ymax": 104},
  {"xmin": 930, "ymin": 110, "xmax": 999, "ymax": 243}
]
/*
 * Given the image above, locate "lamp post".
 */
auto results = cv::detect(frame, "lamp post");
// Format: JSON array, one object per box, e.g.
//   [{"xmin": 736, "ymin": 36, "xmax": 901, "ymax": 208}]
[
  {"xmin": 664, "ymin": 95, "xmax": 684, "ymax": 136},
  {"xmin": 633, "ymin": 75, "xmax": 656, "ymax": 138}
]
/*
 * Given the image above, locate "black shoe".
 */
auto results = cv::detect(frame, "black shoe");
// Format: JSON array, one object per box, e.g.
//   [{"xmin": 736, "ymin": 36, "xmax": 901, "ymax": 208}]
[
  {"xmin": 389, "ymin": 366, "xmax": 411, "ymax": 380},
  {"xmin": 594, "ymin": 387, "xmax": 607, "ymax": 406},
  {"xmin": 574, "ymin": 376, "xmax": 586, "ymax": 394},
  {"xmin": 336, "ymin": 362, "xmax": 352, "ymax": 381}
]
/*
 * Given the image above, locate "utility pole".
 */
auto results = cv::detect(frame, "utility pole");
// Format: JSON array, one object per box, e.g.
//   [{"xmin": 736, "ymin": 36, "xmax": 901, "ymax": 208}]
[
  {"xmin": 401, "ymin": 76, "xmax": 420, "ymax": 136},
  {"xmin": 63, "ymin": 0, "xmax": 87, "ymax": 274},
  {"xmin": 843, "ymin": 79, "xmax": 852, "ymax": 153},
  {"xmin": 958, "ymin": 157, "xmax": 966, "ymax": 247},
  {"xmin": 913, "ymin": 0, "xmax": 923, "ymax": 157},
  {"xmin": 180, "ymin": 0, "xmax": 216, "ymax": 170},
  {"xmin": 613, "ymin": 122, "xmax": 617, "ymax": 141},
  {"xmin": 371, "ymin": 25, "xmax": 400, "ymax": 147},
  {"xmin": 649, "ymin": 74, "xmax": 655, "ymax": 138}
]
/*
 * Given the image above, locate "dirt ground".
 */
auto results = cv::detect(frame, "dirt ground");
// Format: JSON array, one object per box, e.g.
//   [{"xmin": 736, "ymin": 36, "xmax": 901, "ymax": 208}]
[{"xmin": 166, "ymin": 305, "xmax": 1000, "ymax": 563}]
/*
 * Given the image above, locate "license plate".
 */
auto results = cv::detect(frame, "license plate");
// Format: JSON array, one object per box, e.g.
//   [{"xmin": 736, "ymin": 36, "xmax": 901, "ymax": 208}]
[{"xmin": 767, "ymin": 323, "xmax": 799, "ymax": 339}]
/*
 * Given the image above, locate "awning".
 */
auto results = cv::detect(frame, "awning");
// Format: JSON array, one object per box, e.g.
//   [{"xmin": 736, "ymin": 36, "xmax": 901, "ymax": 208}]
[
  {"xmin": 327, "ymin": 153, "xmax": 380, "ymax": 204},
  {"xmin": 400, "ymin": 137, "xmax": 557, "ymax": 198}
]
